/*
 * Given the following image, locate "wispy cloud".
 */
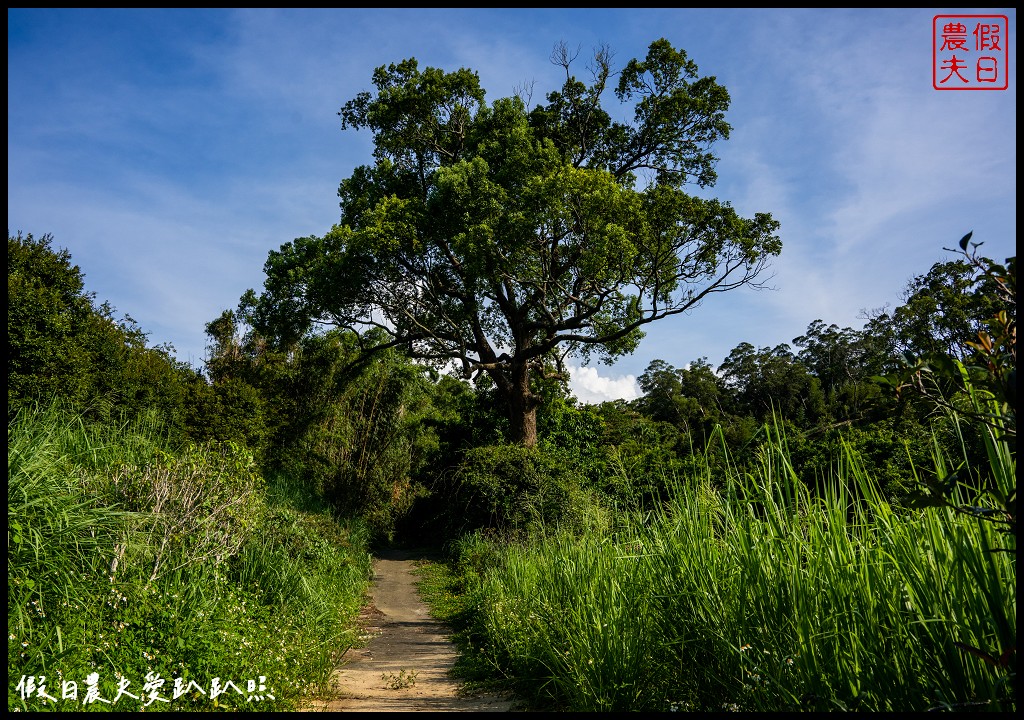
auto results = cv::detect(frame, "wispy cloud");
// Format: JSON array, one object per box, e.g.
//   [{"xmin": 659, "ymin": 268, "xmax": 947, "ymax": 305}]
[{"xmin": 708, "ymin": 9, "xmax": 1016, "ymax": 349}]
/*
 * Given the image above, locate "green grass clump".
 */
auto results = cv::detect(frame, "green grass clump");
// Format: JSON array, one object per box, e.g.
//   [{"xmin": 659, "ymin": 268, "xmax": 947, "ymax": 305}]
[
  {"xmin": 428, "ymin": 419, "xmax": 1015, "ymax": 712},
  {"xmin": 8, "ymin": 401, "xmax": 373, "ymax": 711}
]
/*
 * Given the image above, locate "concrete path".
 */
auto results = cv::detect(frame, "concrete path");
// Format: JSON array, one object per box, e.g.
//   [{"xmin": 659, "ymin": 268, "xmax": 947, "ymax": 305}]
[{"xmin": 304, "ymin": 549, "xmax": 516, "ymax": 712}]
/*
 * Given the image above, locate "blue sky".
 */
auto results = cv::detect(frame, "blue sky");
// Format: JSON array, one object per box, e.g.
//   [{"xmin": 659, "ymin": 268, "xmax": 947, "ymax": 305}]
[{"xmin": 8, "ymin": 8, "xmax": 1016, "ymax": 403}]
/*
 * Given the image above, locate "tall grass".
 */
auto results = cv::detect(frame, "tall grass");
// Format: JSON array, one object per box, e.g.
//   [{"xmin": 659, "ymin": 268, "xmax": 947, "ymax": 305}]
[
  {"xmin": 453, "ymin": 414, "xmax": 1015, "ymax": 711},
  {"xmin": 8, "ymin": 401, "xmax": 372, "ymax": 711}
]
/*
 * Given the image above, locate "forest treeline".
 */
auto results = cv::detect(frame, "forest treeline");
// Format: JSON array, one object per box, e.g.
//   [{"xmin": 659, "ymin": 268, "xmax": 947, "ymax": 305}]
[{"xmin": 7, "ymin": 229, "xmax": 1014, "ymax": 543}]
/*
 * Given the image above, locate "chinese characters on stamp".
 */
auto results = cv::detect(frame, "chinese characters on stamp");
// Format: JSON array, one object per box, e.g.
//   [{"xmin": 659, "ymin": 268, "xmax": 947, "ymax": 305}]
[{"xmin": 934, "ymin": 15, "xmax": 1009, "ymax": 90}]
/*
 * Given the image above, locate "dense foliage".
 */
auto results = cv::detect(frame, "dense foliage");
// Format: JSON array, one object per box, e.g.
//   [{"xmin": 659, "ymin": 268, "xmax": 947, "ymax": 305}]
[
  {"xmin": 421, "ymin": 402, "xmax": 1015, "ymax": 711},
  {"xmin": 8, "ymin": 232, "xmax": 201, "ymax": 438},
  {"xmin": 9, "ymin": 225, "xmax": 1015, "ymax": 541}
]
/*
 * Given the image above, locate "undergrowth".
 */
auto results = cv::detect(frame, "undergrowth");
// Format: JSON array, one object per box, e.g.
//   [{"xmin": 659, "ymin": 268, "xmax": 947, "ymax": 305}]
[{"xmin": 8, "ymin": 401, "xmax": 373, "ymax": 711}]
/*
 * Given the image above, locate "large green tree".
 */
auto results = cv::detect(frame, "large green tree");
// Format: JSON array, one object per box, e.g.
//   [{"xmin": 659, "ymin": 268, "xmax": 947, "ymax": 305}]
[{"xmin": 245, "ymin": 39, "xmax": 781, "ymax": 446}]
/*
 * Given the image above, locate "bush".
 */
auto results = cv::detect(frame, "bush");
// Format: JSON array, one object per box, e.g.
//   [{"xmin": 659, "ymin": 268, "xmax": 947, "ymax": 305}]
[{"xmin": 455, "ymin": 443, "xmax": 608, "ymax": 535}]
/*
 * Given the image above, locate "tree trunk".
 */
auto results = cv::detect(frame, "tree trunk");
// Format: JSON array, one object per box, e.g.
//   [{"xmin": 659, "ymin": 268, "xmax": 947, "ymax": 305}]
[
  {"xmin": 504, "ymin": 363, "xmax": 540, "ymax": 447},
  {"xmin": 509, "ymin": 399, "xmax": 538, "ymax": 447}
]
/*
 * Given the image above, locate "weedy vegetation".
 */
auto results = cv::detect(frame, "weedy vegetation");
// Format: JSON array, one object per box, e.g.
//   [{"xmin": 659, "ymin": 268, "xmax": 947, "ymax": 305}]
[
  {"xmin": 8, "ymin": 401, "xmax": 373, "ymax": 711},
  {"xmin": 419, "ymin": 389, "xmax": 1015, "ymax": 711}
]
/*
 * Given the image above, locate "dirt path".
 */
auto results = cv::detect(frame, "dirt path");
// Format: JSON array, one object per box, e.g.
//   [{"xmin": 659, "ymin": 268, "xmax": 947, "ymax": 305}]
[{"xmin": 304, "ymin": 548, "xmax": 517, "ymax": 712}]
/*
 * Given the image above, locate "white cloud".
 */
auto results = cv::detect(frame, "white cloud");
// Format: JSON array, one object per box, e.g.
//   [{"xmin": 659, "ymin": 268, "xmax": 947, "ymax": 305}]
[{"xmin": 567, "ymin": 362, "xmax": 640, "ymax": 404}]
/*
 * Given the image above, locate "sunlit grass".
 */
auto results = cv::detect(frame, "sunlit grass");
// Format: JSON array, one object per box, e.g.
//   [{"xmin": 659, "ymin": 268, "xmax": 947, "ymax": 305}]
[
  {"xmin": 434, "ymin": 417, "xmax": 1015, "ymax": 712},
  {"xmin": 8, "ymin": 401, "xmax": 373, "ymax": 711}
]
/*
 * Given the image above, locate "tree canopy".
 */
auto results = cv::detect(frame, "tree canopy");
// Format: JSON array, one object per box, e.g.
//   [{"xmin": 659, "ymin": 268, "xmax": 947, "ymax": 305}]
[
  {"xmin": 244, "ymin": 39, "xmax": 781, "ymax": 445},
  {"xmin": 8, "ymin": 231, "xmax": 199, "ymax": 431}
]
